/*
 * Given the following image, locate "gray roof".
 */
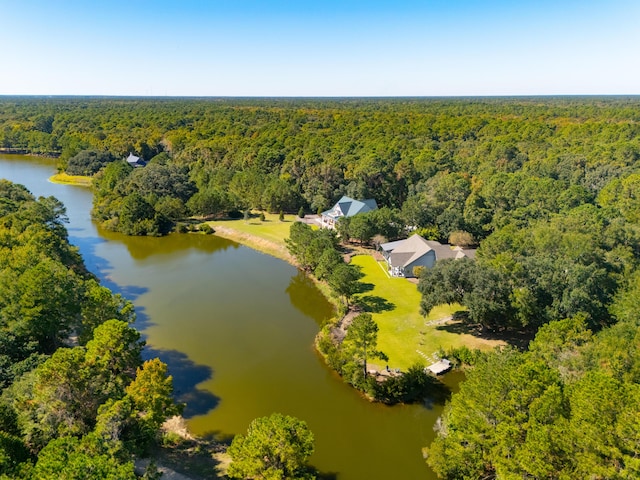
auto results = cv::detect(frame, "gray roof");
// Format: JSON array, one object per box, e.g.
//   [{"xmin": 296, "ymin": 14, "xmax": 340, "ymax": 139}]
[
  {"xmin": 425, "ymin": 240, "xmax": 459, "ymax": 260},
  {"xmin": 384, "ymin": 235, "xmax": 476, "ymax": 269},
  {"xmin": 380, "ymin": 239, "xmax": 404, "ymax": 252},
  {"xmin": 387, "ymin": 234, "xmax": 434, "ymax": 268},
  {"xmin": 322, "ymin": 196, "xmax": 378, "ymax": 219}
]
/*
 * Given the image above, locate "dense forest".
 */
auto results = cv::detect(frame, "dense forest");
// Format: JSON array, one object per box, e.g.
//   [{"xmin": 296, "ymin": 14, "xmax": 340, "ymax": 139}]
[
  {"xmin": 2, "ymin": 96, "xmax": 640, "ymax": 477},
  {"xmin": 0, "ymin": 180, "xmax": 180, "ymax": 478}
]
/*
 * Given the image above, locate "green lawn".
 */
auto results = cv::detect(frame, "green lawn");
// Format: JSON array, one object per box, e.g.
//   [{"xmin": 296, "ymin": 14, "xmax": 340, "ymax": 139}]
[
  {"xmin": 350, "ymin": 254, "xmax": 503, "ymax": 371},
  {"xmin": 208, "ymin": 212, "xmax": 295, "ymax": 244},
  {"xmin": 206, "ymin": 212, "xmax": 299, "ymax": 262}
]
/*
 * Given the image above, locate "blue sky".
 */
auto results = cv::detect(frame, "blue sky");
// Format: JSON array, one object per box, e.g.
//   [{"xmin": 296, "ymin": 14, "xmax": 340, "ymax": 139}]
[{"xmin": 1, "ymin": 0, "xmax": 638, "ymax": 96}]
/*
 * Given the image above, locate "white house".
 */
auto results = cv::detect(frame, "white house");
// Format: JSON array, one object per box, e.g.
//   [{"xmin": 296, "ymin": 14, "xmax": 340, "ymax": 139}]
[
  {"xmin": 320, "ymin": 195, "xmax": 378, "ymax": 229},
  {"xmin": 380, "ymin": 234, "xmax": 476, "ymax": 277},
  {"xmin": 126, "ymin": 152, "xmax": 146, "ymax": 167}
]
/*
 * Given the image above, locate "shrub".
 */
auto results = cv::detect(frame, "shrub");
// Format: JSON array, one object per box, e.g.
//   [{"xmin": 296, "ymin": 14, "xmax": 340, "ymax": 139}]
[
  {"xmin": 448, "ymin": 230, "xmax": 476, "ymax": 247},
  {"xmin": 298, "ymin": 206, "xmax": 305, "ymax": 218}
]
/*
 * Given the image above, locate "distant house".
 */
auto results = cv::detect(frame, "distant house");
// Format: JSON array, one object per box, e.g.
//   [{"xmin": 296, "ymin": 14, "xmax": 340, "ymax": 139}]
[
  {"xmin": 380, "ymin": 234, "xmax": 476, "ymax": 277},
  {"xmin": 321, "ymin": 195, "xmax": 378, "ymax": 229},
  {"xmin": 126, "ymin": 152, "xmax": 146, "ymax": 167}
]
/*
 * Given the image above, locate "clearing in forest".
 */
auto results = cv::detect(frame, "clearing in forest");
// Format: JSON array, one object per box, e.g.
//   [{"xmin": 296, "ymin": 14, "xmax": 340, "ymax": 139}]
[{"xmin": 349, "ymin": 254, "xmax": 504, "ymax": 371}]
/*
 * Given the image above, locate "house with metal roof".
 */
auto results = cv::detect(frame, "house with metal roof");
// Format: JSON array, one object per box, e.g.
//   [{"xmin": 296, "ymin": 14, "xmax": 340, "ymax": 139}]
[
  {"xmin": 321, "ymin": 195, "xmax": 378, "ymax": 229},
  {"xmin": 126, "ymin": 152, "xmax": 146, "ymax": 167},
  {"xmin": 380, "ymin": 234, "xmax": 476, "ymax": 277}
]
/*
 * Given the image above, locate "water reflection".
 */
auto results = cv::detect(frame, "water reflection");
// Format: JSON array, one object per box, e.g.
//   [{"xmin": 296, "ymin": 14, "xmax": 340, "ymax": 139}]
[
  {"xmin": 144, "ymin": 347, "xmax": 220, "ymax": 418},
  {"xmin": 1, "ymin": 154, "xmax": 455, "ymax": 480},
  {"xmin": 286, "ymin": 271, "xmax": 335, "ymax": 324},
  {"xmin": 97, "ymin": 226, "xmax": 240, "ymax": 261}
]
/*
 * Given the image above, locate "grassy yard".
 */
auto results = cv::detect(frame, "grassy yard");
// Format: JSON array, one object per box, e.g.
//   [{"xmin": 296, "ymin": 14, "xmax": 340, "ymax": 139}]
[
  {"xmin": 205, "ymin": 212, "xmax": 298, "ymax": 262},
  {"xmin": 49, "ymin": 172, "xmax": 92, "ymax": 186},
  {"xmin": 350, "ymin": 254, "xmax": 504, "ymax": 371}
]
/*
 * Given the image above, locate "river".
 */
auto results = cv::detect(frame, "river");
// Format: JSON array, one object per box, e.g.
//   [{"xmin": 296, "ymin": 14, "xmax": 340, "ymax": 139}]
[{"xmin": 0, "ymin": 154, "xmax": 460, "ymax": 479}]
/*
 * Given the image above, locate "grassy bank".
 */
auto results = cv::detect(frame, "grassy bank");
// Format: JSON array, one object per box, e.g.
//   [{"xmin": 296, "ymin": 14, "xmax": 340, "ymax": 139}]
[
  {"xmin": 49, "ymin": 172, "xmax": 92, "ymax": 187},
  {"xmin": 350, "ymin": 254, "xmax": 504, "ymax": 371},
  {"xmin": 205, "ymin": 213, "xmax": 338, "ymax": 308},
  {"xmin": 203, "ymin": 214, "xmax": 502, "ymax": 371},
  {"xmin": 205, "ymin": 212, "xmax": 297, "ymax": 263}
]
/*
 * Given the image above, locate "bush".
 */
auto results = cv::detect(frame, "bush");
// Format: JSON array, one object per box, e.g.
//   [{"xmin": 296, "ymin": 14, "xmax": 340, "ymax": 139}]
[
  {"xmin": 227, "ymin": 210, "xmax": 243, "ymax": 219},
  {"xmin": 259, "ymin": 212, "xmax": 265, "ymax": 222},
  {"xmin": 448, "ymin": 230, "xmax": 476, "ymax": 247},
  {"xmin": 279, "ymin": 210, "xmax": 285, "ymax": 221},
  {"xmin": 371, "ymin": 364, "xmax": 433, "ymax": 404},
  {"xmin": 199, "ymin": 223, "xmax": 213, "ymax": 234}
]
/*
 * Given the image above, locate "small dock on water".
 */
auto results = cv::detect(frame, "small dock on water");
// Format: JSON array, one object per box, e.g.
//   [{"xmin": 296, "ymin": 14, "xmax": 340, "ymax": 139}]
[{"xmin": 426, "ymin": 358, "xmax": 452, "ymax": 375}]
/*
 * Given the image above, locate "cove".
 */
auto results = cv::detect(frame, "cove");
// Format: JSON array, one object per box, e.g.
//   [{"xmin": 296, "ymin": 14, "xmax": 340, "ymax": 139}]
[{"xmin": 0, "ymin": 154, "xmax": 462, "ymax": 479}]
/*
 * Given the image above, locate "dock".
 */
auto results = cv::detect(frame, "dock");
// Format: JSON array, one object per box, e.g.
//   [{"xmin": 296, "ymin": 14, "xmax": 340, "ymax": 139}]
[{"xmin": 426, "ymin": 358, "xmax": 452, "ymax": 375}]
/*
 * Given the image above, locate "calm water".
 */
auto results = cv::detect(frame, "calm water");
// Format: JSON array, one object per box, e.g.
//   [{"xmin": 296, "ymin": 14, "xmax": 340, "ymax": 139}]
[{"xmin": 0, "ymin": 155, "xmax": 460, "ymax": 479}]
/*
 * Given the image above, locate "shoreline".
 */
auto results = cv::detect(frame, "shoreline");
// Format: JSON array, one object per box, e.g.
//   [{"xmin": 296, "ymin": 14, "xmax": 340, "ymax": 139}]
[
  {"xmin": 49, "ymin": 172, "xmax": 92, "ymax": 187},
  {"xmin": 208, "ymin": 222, "xmax": 338, "ymax": 308}
]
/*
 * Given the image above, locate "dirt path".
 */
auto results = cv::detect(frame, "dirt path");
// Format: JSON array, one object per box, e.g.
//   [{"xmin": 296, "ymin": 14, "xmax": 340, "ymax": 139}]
[{"xmin": 135, "ymin": 459, "xmax": 195, "ymax": 480}]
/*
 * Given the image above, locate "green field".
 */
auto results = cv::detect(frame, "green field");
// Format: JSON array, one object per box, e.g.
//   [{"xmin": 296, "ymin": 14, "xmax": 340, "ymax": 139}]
[
  {"xmin": 350, "ymin": 254, "xmax": 503, "ymax": 370},
  {"xmin": 206, "ymin": 212, "xmax": 299, "ymax": 262}
]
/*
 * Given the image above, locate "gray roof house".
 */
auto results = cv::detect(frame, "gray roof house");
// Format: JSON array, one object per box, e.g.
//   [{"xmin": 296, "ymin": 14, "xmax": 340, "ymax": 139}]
[
  {"xmin": 126, "ymin": 152, "xmax": 146, "ymax": 167},
  {"xmin": 321, "ymin": 195, "xmax": 378, "ymax": 229},
  {"xmin": 380, "ymin": 234, "xmax": 476, "ymax": 277}
]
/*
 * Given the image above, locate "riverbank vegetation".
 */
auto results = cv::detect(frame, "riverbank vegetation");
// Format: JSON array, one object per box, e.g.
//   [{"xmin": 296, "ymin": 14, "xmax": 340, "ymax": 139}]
[
  {"xmin": 4, "ymin": 96, "xmax": 640, "ymax": 474},
  {"xmin": 0, "ymin": 180, "xmax": 182, "ymax": 478},
  {"xmin": 49, "ymin": 172, "xmax": 92, "ymax": 186}
]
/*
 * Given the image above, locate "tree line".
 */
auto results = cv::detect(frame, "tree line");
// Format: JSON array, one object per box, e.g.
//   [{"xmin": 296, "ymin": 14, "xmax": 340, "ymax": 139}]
[
  {"xmin": 4, "ymin": 96, "xmax": 640, "ymax": 475},
  {"xmin": 0, "ymin": 180, "xmax": 181, "ymax": 478},
  {"xmin": 2, "ymin": 96, "xmax": 640, "ymax": 242}
]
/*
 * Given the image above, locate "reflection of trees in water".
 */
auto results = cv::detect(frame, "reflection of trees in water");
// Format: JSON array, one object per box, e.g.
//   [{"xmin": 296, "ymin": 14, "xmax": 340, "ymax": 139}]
[
  {"xmin": 96, "ymin": 225, "xmax": 240, "ymax": 261},
  {"xmin": 286, "ymin": 271, "xmax": 335, "ymax": 324},
  {"xmin": 143, "ymin": 347, "xmax": 220, "ymax": 418}
]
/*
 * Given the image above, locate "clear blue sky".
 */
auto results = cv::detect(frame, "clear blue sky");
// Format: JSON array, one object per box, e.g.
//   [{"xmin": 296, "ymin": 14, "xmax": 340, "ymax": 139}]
[{"xmin": 1, "ymin": 0, "xmax": 639, "ymax": 96}]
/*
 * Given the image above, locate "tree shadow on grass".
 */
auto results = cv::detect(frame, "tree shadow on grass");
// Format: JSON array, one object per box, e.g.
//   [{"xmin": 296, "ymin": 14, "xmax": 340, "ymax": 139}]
[
  {"xmin": 354, "ymin": 295, "xmax": 395, "ymax": 313},
  {"xmin": 435, "ymin": 320, "xmax": 534, "ymax": 350},
  {"xmin": 357, "ymin": 281, "xmax": 375, "ymax": 294},
  {"xmin": 144, "ymin": 347, "xmax": 220, "ymax": 418}
]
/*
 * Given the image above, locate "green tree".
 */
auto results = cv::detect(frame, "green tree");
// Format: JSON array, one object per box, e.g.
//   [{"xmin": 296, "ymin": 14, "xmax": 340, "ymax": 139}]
[
  {"xmin": 31, "ymin": 434, "xmax": 136, "ymax": 480},
  {"xmin": 125, "ymin": 359, "xmax": 181, "ymax": 433},
  {"xmin": 328, "ymin": 263, "xmax": 363, "ymax": 307},
  {"xmin": 79, "ymin": 279, "xmax": 136, "ymax": 344},
  {"xmin": 343, "ymin": 313, "xmax": 387, "ymax": 380},
  {"xmin": 85, "ymin": 320, "xmax": 144, "ymax": 400},
  {"xmin": 227, "ymin": 413, "xmax": 314, "ymax": 480}
]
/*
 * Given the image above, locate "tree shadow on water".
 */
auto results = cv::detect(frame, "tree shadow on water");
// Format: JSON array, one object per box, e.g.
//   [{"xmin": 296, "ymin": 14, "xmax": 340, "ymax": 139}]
[
  {"xmin": 422, "ymin": 377, "xmax": 453, "ymax": 409},
  {"xmin": 143, "ymin": 347, "xmax": 220, "ymax": 418},
  {"xmin": 314, "ymin": 469, "xmax": 339, "ymax": 480}
]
